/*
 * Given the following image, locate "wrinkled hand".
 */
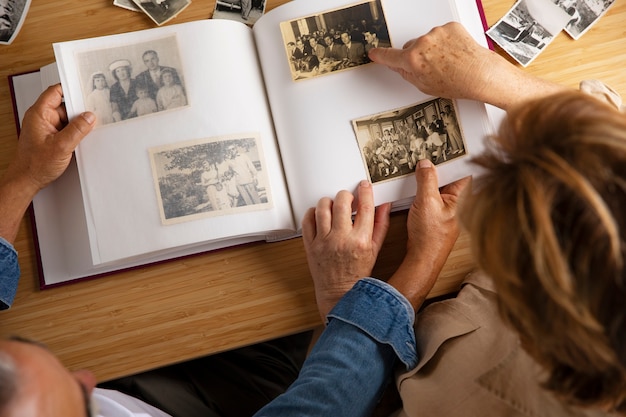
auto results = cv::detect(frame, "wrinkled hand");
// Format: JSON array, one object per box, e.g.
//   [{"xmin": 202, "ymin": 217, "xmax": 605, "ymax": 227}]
[
  {"xmin": 8, "ymin": 84, "xmax": 95, "ymax": 194},
  {"xmin": 368, "ymin": 22, "xmax": 564, "ymax": 110},
  {"xmin": 302, "ymin": 180, "xmax": 391, "ymax": 321},
  {"xmin": 387, "ymin": 159, "xmax": 470, "ymax": 310}
]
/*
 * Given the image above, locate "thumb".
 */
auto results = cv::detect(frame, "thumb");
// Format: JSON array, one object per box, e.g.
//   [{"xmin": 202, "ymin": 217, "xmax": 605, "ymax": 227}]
[
  {"xmin": 368, "ymin": 47, "xmax": 406, "ymax": 70},
  {"xmin": 414, "ymin": 159, "xmax": 439, "ymax": 202},
  {"xmin": 55, "ymin": 112, "xmax": 96, "ymax": 153}
]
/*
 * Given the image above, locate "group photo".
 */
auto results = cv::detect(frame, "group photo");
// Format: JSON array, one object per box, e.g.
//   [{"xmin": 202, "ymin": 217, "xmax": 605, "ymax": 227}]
[{"xmin": 77, "ymin": 34, "xmax": 187, "ymax": 127}]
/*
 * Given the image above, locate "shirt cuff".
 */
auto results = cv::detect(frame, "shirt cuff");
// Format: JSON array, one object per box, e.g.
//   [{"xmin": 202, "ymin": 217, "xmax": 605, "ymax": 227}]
[
  {"xmin": 0, "ymin": 237, "xmax": 20, "ymax": 310},
  {"xmin": 327, "ymin": 278, "xmax": 418, "ymax": 369}
]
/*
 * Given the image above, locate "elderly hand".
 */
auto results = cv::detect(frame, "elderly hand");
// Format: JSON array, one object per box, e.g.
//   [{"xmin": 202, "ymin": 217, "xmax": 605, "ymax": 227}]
[
  {"xmin": 302, "ymin": 180, "xmax": 391, "ymax": 321},
  {"xmin": 368, "ymin": 22, "xmax": 566, "ymax": 111}
]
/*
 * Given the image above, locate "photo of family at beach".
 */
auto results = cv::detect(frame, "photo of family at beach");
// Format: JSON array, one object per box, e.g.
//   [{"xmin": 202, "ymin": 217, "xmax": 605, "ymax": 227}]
[{"xmin": 76, "ymin": 34, "xmax": 187, "ymax": 127}]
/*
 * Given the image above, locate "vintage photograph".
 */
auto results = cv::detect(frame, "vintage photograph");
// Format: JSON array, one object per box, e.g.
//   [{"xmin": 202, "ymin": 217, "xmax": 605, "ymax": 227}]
[
  {"xmin": 212, "ymin": 0, "xmax": 267, "ymax": 26},
  {"xmin": 0, "ymin": 0, "xmax": 30, "ymax": 45},
  {"xmin": 76, "ymin": 34, "xmax": 187, "ymax": 127},
  {"xmin": 114, "ymin": 0, "xmax": 141, "ymax": 12},
  {"xmin": 131, "ymin": 0, "xmax": 191, "ymax": 26},
  {"xmin": 279, "ymin": 0, "xmax": 391, "ymax": 81},
  {"xmin": 553, "ymin": 0, "xmax": 617, "ymax": 39},
  {"xmin": 149, "ymin": 133, "xmax": 272, "ymax": 224},
  {"xmin": 352, "ymin": 98, "xmax": 466, "ymax": 184},
  {"xmin": 487, "ymin": 0, "xmax": 571, "ymax": 67}
]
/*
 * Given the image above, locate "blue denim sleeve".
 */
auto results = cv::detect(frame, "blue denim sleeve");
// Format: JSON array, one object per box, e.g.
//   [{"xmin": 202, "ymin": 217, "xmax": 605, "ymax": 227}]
[
  {"xmin": 253, "ymin": 278, "xmax": 417, "ymax": 417},
  {"xmin": 0, "ymin": 237, "xmax": 19, "ymax": 310}
]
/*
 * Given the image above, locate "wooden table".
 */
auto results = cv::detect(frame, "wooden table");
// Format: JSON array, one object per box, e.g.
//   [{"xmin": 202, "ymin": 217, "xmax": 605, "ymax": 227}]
[{"xmin": 0, "ymin": 0, "xmax": 624, "ymax": 382}]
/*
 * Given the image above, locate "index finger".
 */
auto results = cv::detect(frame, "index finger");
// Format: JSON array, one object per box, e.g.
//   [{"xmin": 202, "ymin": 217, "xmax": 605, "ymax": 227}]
[
  {"xmin": 368, "ymin": 46, "xmax": 408, "ymax": 71},
  {"xmin": 352, "ymin": 180, "xmax": 375, "ymax": 234}
]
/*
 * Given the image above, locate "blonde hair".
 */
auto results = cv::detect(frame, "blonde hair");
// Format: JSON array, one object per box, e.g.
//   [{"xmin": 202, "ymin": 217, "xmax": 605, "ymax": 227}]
[{"xmin": 460, "ymin": 91, "xmax": 626, "ymax": 411}]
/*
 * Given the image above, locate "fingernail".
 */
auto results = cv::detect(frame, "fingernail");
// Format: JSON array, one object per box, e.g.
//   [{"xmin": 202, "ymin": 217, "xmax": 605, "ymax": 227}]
[
  {"xmin": 359, "ymin": 179, "xmax": 371, "ymax": 187},
  {"xmin": 418, "ymin": 159, "xmax": 432, "ymax": 168},
  {"xmin": 82, "ymin": 112, "xmax": 96, "ymax": 124}
]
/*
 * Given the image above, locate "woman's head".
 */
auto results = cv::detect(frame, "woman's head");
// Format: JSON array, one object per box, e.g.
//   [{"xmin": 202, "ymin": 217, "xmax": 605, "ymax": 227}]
[{"xmin": 460, "ymin": 90, "xmax": 626, "ymax": 411}]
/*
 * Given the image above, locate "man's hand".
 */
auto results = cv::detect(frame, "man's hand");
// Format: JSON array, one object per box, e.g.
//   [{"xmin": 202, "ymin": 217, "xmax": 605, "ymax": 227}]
[{"xmin": 302, "ymin": 180, "xmax": 391, "ymax": 321}]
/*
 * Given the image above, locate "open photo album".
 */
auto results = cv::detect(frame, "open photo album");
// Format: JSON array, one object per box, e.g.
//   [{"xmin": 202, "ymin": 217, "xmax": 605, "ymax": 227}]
[{"xmin": 10, "ymin": 0, "xmax": 501, "ymax": 287}]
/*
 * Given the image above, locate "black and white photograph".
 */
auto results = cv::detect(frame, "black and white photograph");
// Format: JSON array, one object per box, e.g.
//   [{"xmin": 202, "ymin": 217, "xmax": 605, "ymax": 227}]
[
  {"xmin": 212, "ymin": 0, "xmax": 267, "ymax": 26},
  {"xmin": 553, "ymin": 0, "xmax": 617, "ymax": 39},
  {"xmin": 353, "ymin": 98, "xmax": 467, "ymax": 184},
  {"xmin": 149, "ymin": 133, "xmax": 272, "ymax": 224},
  {"xmin": 487, "ymin": 0, "xmax": 571, "ymax": 67},
  {"xmin": 0, "ymin": 0, "xmax": 30, "ymax": 45},
  {"xmin": 279, "ymin": 0, "xmax": 391, "ymax": 81},
  {"xmin": 131, "ymin": 0, "xmax": 191, "ymax": 26},
  {"xmin": 113, "ymin": 0, "xmax": 141, "ymax": 12},
  {"xmin": 76, "ymin": 34, "xmax": 187, "ymax": 127}
]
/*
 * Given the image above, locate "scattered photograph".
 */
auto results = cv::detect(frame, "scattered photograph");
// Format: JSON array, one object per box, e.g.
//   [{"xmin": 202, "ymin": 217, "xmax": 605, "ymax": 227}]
[
  {"xmin": 113, "ymin": 0, "xmax": 141, "ymax": 12},
  {"xmin": 131, "ymin": 0, "xmax": 191, "ymax": 26},
  {"xmin": 279, "ymin": 0, "xmax": 391, "ymax": 81},
  {"xmin": 553, "ymin": 0, "xmax": 617, "ymax": 39},
  {"xmin": 352, "ymin": 98, "xmax": 467, "ymax": 184},
  {"xmin": 212, "ymin": 0, "xmax": 267, "ymax": 27},
  {"xmin": 487, "ymin": 0, "xmax": 571, "ymax": 67},
  {"xmin": 76, "ymin": 35, "xmax": 187, "ymax": 127},
  {"xmin": 0, "ymin": 0, "xmax": 31, "ymax": 45},
  {"xmin": 149, "ymin": 133, "xmax": 273, "ymax": 224}
]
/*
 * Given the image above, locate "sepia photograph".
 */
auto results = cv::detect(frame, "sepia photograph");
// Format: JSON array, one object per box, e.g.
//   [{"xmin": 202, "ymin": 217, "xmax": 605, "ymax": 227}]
[
  {"xmin": 212, "ymin": 0, "xmax": 267, "ymax": 26},
  {"xmin": 352, "ymin": 98, "xmax": 467, "ymax": 184},
  {"xmin": 0, "ymin": 0, "xmax": 30, "ymax": 45},
  {"xmin": 487, "ymin": 0, "xmax": 571, "ymax": 67},
  {"xmin": 553, "ymin": 0, "xmax": 617, "ymax": 39},
  {"xmin": 131, "ymin": 0, "xmax": 191, "ymax": 26},
  {"xmin": 279, "ymin": 0, "xmax": 391, "ymax": 81},
  {"xmin": 76, "ymin": 34, "xmax": 187, "ymax": 128},
  {"xmin": 149, "ymin": 133, "xmax": 273, "ymax": 224}
]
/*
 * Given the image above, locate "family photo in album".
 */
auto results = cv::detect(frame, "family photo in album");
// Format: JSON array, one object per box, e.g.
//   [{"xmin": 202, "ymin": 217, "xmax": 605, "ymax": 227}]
[
  {"xmin": 280, "ymin": 0, "xmax": 391, "ymax": 81},
  {"xmin": 353, "ymin": 98, "xmax": 466, "ymax": 184},
  {"xmin": 76, "ymin": 34, "xmax": 187, "ymax": 127},
  {"xmin": 149, "ymin": 134, "xmax": 272, "ymax": 224}
]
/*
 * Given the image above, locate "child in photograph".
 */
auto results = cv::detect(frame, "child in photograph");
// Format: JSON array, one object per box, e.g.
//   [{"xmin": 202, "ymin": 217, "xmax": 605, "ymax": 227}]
[
  {"xmin": 156, "ymin": 68, "xmax": 187, "ymax": 111},
  {"xmin": 130, "ymin": 84, "xmax": 158, "ymax": 117},
  {"xmin": 85, "ymin": 71, "xmax": 118, "ymax": 125}
]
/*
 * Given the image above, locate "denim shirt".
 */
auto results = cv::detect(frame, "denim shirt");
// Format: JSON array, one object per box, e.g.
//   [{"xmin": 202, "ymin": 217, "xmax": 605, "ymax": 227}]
[
  {"xmin": 0, "ymin": 237, "xmax": 19, "ymax": 310},
  {"xmin": 253, "ymin": 278, "xmax": 417, "ymax": 417}
]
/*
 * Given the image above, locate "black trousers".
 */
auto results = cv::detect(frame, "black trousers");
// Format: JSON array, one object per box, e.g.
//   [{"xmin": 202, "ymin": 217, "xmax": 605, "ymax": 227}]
[{"xmin": 99, "ymin": 331, "xmax": 313, "ymax": 417}]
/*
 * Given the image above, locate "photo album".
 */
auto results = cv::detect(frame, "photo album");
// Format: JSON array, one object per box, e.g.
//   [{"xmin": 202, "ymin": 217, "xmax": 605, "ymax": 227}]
[{"xmin": 9, "ymin": 0, "xmax": 500, "ymax": 288}]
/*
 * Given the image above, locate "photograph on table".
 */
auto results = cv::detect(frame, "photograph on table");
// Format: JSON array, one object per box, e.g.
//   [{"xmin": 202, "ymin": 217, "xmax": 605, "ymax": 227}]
[
  {"xmin": 352, "ymin": 98, "xmax": 467, "ymax": 184},
  {"xmin": 131, "ymin": 0, "xmax": 191, "ymax": 26},
  {"xmin": 76, "ymin": 34, "xmax": 188, "ymax": 127},
  {"xmin": 0, "ymin": 0, "xmax": 31, "ymax": 45},
  {"xmin": 212, "ymin": 0, "xmax": 267, "ymax": 26},
  {"xmin": 149, "ymin": 133, "xmax": 273, "ymax": 225},
  {"xmin": 552, "ymin": 0, "xmax": 617, "ymax": 40},
  {"xmin": 114, "ymin": 0, "xmax": 141, "ymax": 12},
  {"xmin": 279, "ymin": 0, "xmax": 391, "ymax": 81},
  {"xmin": 487, "ymin": 0, "xmax": 571, "ymax": 67}
]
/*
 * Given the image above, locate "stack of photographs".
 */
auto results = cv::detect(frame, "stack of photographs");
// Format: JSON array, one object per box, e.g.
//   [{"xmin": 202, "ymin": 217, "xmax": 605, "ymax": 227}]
[{"xmin": 113, "ymin": 0, "xmax": 191, "ymax": 26}]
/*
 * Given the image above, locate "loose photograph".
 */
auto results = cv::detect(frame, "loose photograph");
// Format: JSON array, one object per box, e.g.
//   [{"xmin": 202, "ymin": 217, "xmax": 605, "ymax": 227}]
[
  {"xmin": 487, "ymin": 0, "xmax": 571, "ymax": 67},
  {"xmin": 553, "ymin": 0, "xmax": 617, "ymax": 40},
  {"xmin": 131, "ymin": 0, "xmax": 191, "ymax": 26},
  {"xmin": 149, "ymin": 133, "xmax": 273, "ymax": 225},
  {"xmin": 0, "ymin": 0, "xmax": 31, "ymax": 45},
  {"xmin": 212, "ymin": 0, "xmax": 267, "ymax": 26},
  {"xmin": 75, "ymin": 34, "xmax": 187, "ymax": 127},
  {"xmin": 353, "ymin": 98, "xmax": 467, "ymax": 184},
  {"xmin": 279, "ymin": 0, "xmax": 391, "ymax": 81}
]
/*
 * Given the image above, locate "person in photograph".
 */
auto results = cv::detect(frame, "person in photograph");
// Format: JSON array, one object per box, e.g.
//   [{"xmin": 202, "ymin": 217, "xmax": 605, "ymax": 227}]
[
  {"xmin": 0, "ymin": 0, "xmax": 14, "ymax": 41},
  {"xmin": 309, "ymin": 37, "xmax": 326, "ymax": 61},
  {"xmin": 340, "ymin": 31, "xmax": 367, "ymax": 66},
  {"xmin": 85, "ymin": 71, "xmax": 117, "ymax": 126},
  {"xmin": 135, "ymin": 50, "xmax": 181, "ymax": 101},
  {"xmin": 225, "ymin": 145, "xmax": 261, "ymax": 205},
  {"xmin": 129, "ymin": 84, "xmax": 158, "ymax": 117},
  {"xmin": 156, "ymin": 68, "xmax": 187, "ymax": 111},
  {"xmin": 294, "ymin": 38, "xmax": 306, "ymax": 59},
  {"xmin": 507, "ymin": 19, "xmax": 538, "ymax": 43},
  {"xmin": 200, "ymin": 161, "xmax": 231, "ymax": 211},
  {"xmin": 363, "ymin": 29, "xmax": 391, "ymax": 54},
  {"xmin": 442, "ymin": 104, "xmax": 463, "ymax": 154},
  {"xmin": 109, "ymin": 59, "xmax": 139, "ymax": 120},
  {"xmin": 240, "ymin": 0, "xmax": 252, "ymax": 21}
]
